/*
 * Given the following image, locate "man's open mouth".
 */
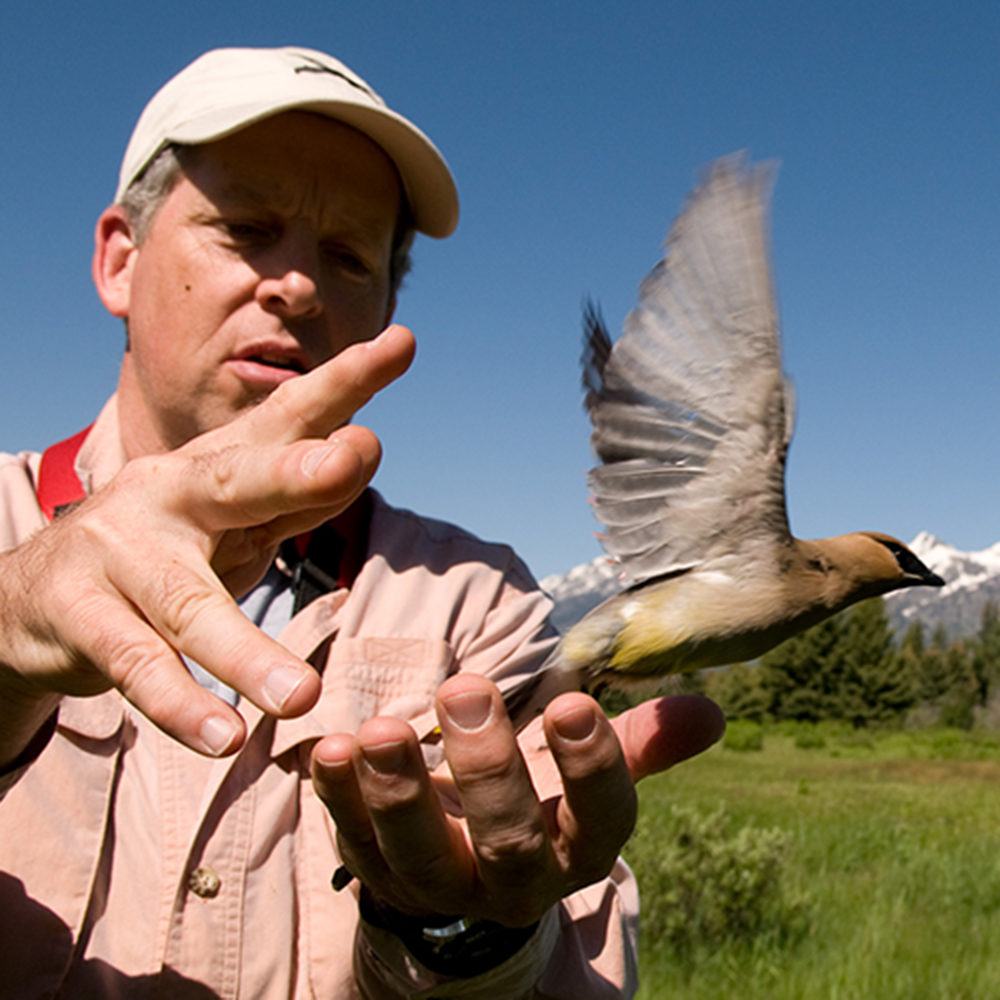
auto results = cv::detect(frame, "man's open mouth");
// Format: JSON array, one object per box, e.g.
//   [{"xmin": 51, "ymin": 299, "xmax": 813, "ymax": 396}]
[{"xmin": 249, "ymin": 354, "xmax": 307, "ymax": 373}]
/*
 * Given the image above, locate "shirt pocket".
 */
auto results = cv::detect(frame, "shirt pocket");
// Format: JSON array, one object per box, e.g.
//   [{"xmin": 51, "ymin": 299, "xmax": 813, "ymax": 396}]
[{"xmin": 320, "ymin": 637, "xmax": 457, "ymax": 736}]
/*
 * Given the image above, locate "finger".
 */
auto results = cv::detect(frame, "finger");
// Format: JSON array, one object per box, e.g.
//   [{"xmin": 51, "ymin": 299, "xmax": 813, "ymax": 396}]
[
  {"xmin": 71, "ymin": 591, "xmax": 248, "ymax": 756},
  {"xmin": 542, "ymin": 694, "xmax": 637, "ymax": 887},
  {"xmin": 236, "ymin": 325, "xmax": 416, "ymax": 446},
  {"xmin": 611, "ymin": 694, "xmax": 726, "ymax": 782},
  {"xmin": 311, "ymin": 734, "xmax": 385, "ymax": 883},
  {"xmin": 165, "ymin": 424, "xmax": 382, "ymax": 540},
  {"xmin": 103, "ymin": 556, "xmax": 321, "ymax": 721},
  {"xmin": 154, "ymin": 326, "xmax": 410, "ymax": 543},
  {"xmin": 182, "ymin": 427, "xmax": 382, "ymax": 595},
  {"xmin": 436, "ymin": 674, "xmax": 557, "ymax": 925},
  {"xmin": 349, "ymin": 717, "xmax": 470, "ymax": 910},
  {"xmin": 240, "ymin": 426, "xmax": 381, "ymax": 536}
]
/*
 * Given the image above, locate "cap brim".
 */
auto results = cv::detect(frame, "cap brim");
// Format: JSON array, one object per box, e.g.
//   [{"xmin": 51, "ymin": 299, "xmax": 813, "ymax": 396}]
[{"xmin": 116, "ymin": 47, "xmax": 459, "ymax": 238}]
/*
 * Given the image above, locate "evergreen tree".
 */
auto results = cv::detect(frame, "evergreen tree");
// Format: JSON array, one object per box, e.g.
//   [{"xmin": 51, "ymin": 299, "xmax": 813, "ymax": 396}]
[
  {"xmin": 916, "ymin": 623, "xmax": 954, "ymax": 704},
  {"xmin": 936, "ymin": 640, "xmax": 977, "ymax": 728},
  {"xmin": 899, "ymin": 620, "xmax": 926, "ymax": 666},
  {"xmin": 930, "ymin": 623, "xmax": 949, "ymax": 651},
  {"xmin": 906, "ymin": 620, "xmax": 977, "ymax": 728},
  {"xmin": 897, "ymin": 620, "xmax": 926, "ymax": 705},
  {"xmin": 972, "ymin": 602, "xmax": 1000, "ymax": 706},
  {"xmin": 760, "ymin": 613, "xmax": 847, "ymax": 722},
  {"xmin": 761, "ymin": 599, "xmax": 912, "ymax": 726},
  {"xmin": 839, "ymin": 598, "xmax": 914, "ymax": 726}
]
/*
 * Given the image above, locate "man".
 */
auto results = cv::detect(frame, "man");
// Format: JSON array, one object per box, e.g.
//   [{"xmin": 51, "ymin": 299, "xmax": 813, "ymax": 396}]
[{"xmin": 0, "ymin": 47, "xmax": 723, "ymax": 997}]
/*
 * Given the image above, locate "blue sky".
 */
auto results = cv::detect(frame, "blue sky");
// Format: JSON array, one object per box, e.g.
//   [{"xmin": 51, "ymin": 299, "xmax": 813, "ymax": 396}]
[{"xmin": 2, "ymin": 1, "xmax": 998, "ymax": 580}]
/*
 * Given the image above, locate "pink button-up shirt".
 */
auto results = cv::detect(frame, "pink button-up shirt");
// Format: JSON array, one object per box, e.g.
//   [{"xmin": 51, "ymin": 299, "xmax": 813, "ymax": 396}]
[{"xmin": 0, "ymin": 396, "xmax": 640, "ymax": 999}]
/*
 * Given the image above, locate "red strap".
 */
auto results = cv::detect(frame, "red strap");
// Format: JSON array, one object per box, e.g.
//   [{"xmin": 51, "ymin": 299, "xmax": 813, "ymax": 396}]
[
  {"xmin": 329, "ymin": 488, "xmax": 372, "ymax": 590},
  {"xmin": 36, "ymin": 425, "xmax": 92, "ymax": 521},
  {"xmin": 290, "ymin": 488, "xmax": 372, "ymax": 591}
]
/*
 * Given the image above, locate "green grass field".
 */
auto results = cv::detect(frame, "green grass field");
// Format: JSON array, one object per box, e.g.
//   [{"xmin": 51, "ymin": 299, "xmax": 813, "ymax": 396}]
[{"xmin": 627, "ymin": 724, "xmax": 1000, "ymax": 999}]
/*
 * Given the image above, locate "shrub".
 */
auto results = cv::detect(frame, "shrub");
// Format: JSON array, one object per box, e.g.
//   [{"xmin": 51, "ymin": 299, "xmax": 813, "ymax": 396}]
[
  {"xmin": 794, "ymin": 726, "xmax": 827, "ymax": 749},
  {"xmin": 938, "ymin": 689, "xmax": 976, "ymax": 730},
  {"xmin": 723, "ymin": 719, "xmax": 764, "ymax": 752},
  {"xmin": 834, "ymin": 729, "xmax": 875, "ymax": 750},
  {"xmin": 625, "ymin": 804, "xmax": 810, "ymax": 962}
]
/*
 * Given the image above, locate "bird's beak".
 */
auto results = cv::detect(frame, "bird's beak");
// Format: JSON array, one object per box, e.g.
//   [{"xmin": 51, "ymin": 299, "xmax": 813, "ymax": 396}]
[{"xmin": 917, "ymin": 570, "xmax": 946, "ymax": 588}]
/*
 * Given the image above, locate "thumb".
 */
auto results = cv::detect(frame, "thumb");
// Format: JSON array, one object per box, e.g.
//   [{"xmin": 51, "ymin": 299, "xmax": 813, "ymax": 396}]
[{"xmin": 611, "ymin": 695, "xmax": 726, "ymax": 782}]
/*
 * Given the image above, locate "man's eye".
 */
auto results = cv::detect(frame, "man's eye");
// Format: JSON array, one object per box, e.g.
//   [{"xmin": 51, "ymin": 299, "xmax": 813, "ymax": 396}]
[
  {"xmin": 223, "ymin": 222, "xmax": 274, "ymax": 243},
  {"xmin": 327, "ymin": 248, "xmax": 372, "ymax": 276}
]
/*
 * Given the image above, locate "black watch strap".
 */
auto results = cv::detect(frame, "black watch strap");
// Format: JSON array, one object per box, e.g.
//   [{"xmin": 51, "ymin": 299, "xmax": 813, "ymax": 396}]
[{"xmin": 358, "ymin": 887, "xmax": 540, "ymax": 979}]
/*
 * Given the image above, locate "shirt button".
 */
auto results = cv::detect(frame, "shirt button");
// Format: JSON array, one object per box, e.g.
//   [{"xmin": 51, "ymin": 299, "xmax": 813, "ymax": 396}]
[{"xmin": 188, "ymin": 866, "xmax": 221, "ymax": 899}]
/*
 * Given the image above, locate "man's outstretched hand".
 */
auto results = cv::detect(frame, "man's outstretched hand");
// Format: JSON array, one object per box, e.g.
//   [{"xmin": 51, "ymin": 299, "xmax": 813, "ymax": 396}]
[
  {"xmin": 0, "ymin": 326, "xmax": 415, "ymax": 765},
  {"xmin": 312, "ymin": 674, "xmax": 724, "ymax": 927}
]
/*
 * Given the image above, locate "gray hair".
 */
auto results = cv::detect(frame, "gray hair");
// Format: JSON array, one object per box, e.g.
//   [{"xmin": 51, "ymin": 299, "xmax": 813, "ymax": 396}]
[{"xmin": 118, "ymin": 143, "xmax": 415, "ymax": 298}]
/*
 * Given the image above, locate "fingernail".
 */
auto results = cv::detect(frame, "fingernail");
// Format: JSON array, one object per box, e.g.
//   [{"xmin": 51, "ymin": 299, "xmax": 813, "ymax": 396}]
[
  {"xmin": 264, "ymin": 666, "xmax": 307, "ymax": 712},
  {"xmin": 200, "ymin": 715, "xmax": 238, "ymax": 756},
  {"xmin": 440, "ymin": 690, "xmax": 493, "ymax": 732},
  {"xmin": 552, "ymin": 704, "xmax": 598, "ymax": 743},
  {"xmin": 302, "ymin": 442, "xmax": 340, "ymax": 479},
  {"xmin": 361, "ymin": 739, "xmax": 408, "ymax": 774},
  {"xmin": 313, "ymin": 745, "xmax": 351, "ymax": 771}
]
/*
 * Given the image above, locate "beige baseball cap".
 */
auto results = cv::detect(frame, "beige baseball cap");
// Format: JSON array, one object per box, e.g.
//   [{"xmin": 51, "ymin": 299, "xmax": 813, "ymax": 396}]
[{"xmin": 116, "ymin": 46, "xmax": 459, "ymax": 238}]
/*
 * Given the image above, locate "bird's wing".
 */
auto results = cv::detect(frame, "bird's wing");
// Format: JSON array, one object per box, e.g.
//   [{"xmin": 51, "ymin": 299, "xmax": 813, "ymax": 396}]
[{"xmin": 585, "ymin": 153, "xmax": 794, "ymax": 585}]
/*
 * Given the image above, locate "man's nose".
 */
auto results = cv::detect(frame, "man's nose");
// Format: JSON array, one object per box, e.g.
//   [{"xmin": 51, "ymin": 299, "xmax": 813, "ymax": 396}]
[{"xmin": 255, "ymin": 239, "xmax": 323, "ymax": 319}]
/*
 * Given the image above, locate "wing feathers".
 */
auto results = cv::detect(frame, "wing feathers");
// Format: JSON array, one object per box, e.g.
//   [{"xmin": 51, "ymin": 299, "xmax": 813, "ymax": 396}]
[{"xmin": 582, "ymin": 153, "xmax": 792, "ymax": 584}]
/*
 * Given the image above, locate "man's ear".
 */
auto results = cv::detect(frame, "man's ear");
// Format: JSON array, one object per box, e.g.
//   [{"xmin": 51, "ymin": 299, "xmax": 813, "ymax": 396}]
[{"xmin": 92, "ymin": 205, "xmax": 138, "ymax": 319}]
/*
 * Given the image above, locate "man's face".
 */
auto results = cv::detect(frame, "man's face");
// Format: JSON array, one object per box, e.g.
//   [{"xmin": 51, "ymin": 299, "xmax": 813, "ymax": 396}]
[{"xmin": 112, "ymin": 112, "xmax": 402, "ymax": 456}]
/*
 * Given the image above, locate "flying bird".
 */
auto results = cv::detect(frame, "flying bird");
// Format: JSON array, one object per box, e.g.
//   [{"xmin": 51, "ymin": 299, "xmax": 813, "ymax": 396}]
[{"xmin": 504, "ymin": 153, "xmax": 943, "ymax": 730}]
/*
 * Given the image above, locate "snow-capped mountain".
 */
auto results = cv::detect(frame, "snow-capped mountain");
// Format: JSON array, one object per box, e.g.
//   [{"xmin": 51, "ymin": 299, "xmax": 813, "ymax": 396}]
[
  {"xmin": 539, "ymin": 557, "xmax": 624, "ymax": 635},
  {"xmin": 539, "ymin": 532, "xmax": 1000, "ymax": 642},
  {"xmin": 889, "ymin": 532, "xmax": 1000, "ymax": 638}
]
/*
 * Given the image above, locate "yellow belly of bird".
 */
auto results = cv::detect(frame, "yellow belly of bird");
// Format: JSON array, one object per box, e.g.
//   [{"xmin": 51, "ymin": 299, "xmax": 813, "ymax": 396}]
[{"xmin": 564, "ymin": 572, "xmax": 791, "ymax": 684}]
